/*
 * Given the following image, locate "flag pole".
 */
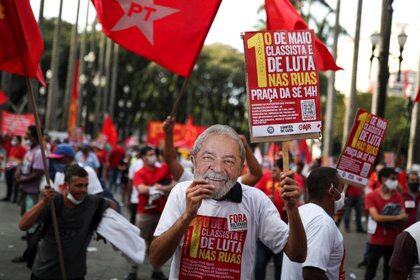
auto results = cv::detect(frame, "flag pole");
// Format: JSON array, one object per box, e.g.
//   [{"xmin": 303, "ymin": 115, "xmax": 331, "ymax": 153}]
[
  {"xmin": 25, "ymin": 78, "xmax": 68, "ymax": 280},
  {"xmin": 169, "ymin": 77, "xmax": 190, "ymax": 119},
  {"xmin": 282, "ymin": 141, "xmax": 290, "ymax": 172}
]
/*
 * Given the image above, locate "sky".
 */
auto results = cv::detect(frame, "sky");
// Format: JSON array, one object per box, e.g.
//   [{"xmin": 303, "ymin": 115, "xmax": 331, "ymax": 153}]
[{"xmin": 30, "ymin": 0, "xmax": 420, "ymax": 95}]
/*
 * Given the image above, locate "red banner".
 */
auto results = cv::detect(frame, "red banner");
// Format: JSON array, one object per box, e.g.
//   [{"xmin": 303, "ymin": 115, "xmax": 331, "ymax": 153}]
[
  {"xmin": 1, "ymin": 111, "xmax": 35, "ymax": 136},
  {"xmin": 243, "ymin": 30, "xmax": 322, "ymax": 142},
  {"xmin": 147, "ymin": 121, "xmax": 206, "ymax": 149},
  {"xmin": 179, "ymin": 215, "xmax": 247, "ymax": 280},
  {"xmin": 337, "ymin": 109, "xmax": 388, "ymax": 187},
  {"xmin": 67, "ymin": 60, "xmax": 79, "ymax": 135}
]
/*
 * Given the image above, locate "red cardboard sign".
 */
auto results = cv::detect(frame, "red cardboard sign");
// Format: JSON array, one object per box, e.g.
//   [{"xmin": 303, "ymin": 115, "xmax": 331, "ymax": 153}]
[
  {"xmin": 337, "ymin": 109, "xmax": 388, "ymax": 187},
  {"xmin": 243, "ymin": 30, "xmax": 322, "ymax": 142}
]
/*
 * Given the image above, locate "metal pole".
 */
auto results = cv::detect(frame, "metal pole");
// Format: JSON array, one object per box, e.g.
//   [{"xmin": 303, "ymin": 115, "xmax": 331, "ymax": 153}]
[
  {"xmin": 322, "ymin": 0, "xmax": 341, "ymax": 159},
  {"xmin": 103, "ymin": 38, "xmax": 113, "ymax": 112},
  {"xmin": 25, "ymin": 78, "xmax": 67, "ymax": 280},
  {"xmin": 371, "ymin": 0, "xmax": 394, "ymax": 117},
  {"xmin": 109, "ymin": 44, "xmax": 119, "ymax": 119},
  {"xmin": 63, "ymin": 0, "xmax": 81, "ymax": 130},
  {"xmin": 77, "ymin": 0, "xmax": 90, "ymax": 126},
  {"xmin": 45, "ymin": 0, "xmax": 64, "ymax": 131},
  {"xmin": 94, "ymin": 33, "xmax": 105, "ymax": 136},
  {"xmin": 342, "ymin": 0, "xmax": 363, "ymax": 145},
  {"xmin": 407, "ymin": 56, "xmax": 420, "ymax": 170}
]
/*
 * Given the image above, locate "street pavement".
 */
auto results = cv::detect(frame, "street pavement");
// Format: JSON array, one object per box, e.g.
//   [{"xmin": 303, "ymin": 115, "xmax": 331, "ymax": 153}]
[{"xmin": 0, "ymin": 184, "xmax": 382, "ymax": 280}]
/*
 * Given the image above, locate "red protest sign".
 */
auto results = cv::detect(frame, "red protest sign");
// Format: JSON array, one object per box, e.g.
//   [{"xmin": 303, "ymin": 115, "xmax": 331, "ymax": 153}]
[
  {"xmin": 337, "ymin": 109, "xmax": 388, "ymax": 187},
  {"xmin": 1, "ymin": 111, "xmax": 35, "ymax": 136},
  {"xmin": 179, "ymin": 215, "xmax": 247, "ymax": 279},
  {"xmin": 243, "ymin": 30, "xmax": 322, "ymax": 143}
]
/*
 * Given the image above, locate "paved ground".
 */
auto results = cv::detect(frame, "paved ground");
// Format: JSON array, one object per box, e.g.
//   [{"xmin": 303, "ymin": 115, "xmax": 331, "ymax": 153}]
[{"xmin": 0, "ymin": 184, "xmax": 382, "ymax": 280}]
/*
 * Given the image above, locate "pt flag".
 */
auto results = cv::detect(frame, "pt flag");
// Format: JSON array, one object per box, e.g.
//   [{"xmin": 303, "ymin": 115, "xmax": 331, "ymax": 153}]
[
  {"xmin": 92, "ymin": 0, "xmax": 222, "ymax": 77},
  {"xmin": 0, "ymin": 0, "xmax": 45, "ymax": 85},
  {"xmin": 265, "ymin": 0, "xmax": 342, "ymax": 71}
]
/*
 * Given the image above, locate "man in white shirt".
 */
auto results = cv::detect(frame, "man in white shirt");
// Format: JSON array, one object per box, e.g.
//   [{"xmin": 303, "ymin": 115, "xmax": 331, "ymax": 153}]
[
  {"xmin": 149, "ymin": 124, "xmax": 307, "ymax": 280},
  {"xmin": 281, "ymin": 167, "xmax": 346, "ymax": 280},
  {"xmin": 48, "ymin": 144, "xmax": 103, "ymax": 195},
  {"xmin": 127, "ymin": 148, "xmax": 144, "ymax": 224}
]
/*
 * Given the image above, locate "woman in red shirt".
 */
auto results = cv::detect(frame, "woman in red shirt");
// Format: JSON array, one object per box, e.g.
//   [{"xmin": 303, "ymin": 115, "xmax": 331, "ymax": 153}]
[{"xmin": 1, "ymin": 136, "xmax": 26, "ymax": 202}]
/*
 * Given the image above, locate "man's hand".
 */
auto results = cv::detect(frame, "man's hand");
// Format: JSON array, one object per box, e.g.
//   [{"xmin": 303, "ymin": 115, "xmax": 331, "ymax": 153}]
[
  {"xmin": 163, "ymin": 116, "xmax": 175, "ymax": 135},
  {"xmin": 14, "ymin": 171, "xmax": 22, "ymax": 183},
  {"xmin": 184, "ymin": 180, "xmax": 214, "ymax": 219},
  {"xmin": 42, "ymin": 187, "xmax": 54, "ymax": 205},
  {"xmin": 279, "ymin": 171, "xmax": 300, "ymax": 209}
]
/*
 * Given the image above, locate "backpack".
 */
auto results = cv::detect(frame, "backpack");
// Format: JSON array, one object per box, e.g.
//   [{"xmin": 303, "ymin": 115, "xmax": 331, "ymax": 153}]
[{"xmin": 23, "ymin": 196, "xmax": 105, "ymax": 269}]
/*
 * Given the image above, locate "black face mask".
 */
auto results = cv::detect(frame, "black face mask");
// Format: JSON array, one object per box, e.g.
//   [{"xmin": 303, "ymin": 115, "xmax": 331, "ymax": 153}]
[{"xmin": 408, "ymin": 182, "xmax": 419, "ymax": 194}]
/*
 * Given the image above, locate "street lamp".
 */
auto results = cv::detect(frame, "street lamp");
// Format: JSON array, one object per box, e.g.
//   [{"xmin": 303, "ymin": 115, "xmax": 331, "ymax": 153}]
[
  {"xmin": 397, "ymin": 30, "xmax": 408, "ymax": 81},
  {"xmin": 369, "ymin": 32, "xmax": 381, "ymax": 78},
  {"xmin": 369, "ymin": 30, "xmax": 408, "ymax": 80}
]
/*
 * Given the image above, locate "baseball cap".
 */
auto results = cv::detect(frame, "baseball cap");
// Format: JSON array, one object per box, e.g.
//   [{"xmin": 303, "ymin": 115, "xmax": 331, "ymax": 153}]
[{"xmin": 49, "ymin": 144, "xmax": 75, "ymax": 159}]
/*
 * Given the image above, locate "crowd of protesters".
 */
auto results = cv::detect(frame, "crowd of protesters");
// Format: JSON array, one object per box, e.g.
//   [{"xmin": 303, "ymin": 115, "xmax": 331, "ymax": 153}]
[{"xmin": 0, "ymin": 122, "xmax": 418, "ymax": 280}]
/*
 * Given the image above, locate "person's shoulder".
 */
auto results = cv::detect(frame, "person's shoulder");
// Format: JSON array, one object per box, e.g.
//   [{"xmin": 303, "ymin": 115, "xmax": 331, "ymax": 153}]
[
  {"xmin": 241, "ymin": 184, "xmax": 270, "ymax": 202},
  {"xmin": 365, "ymin": 190, "xmax": 378, "ymax": 200},
  {"xmin": 173, "ymin": 180, "xmax": 192, "ymax": 192}
]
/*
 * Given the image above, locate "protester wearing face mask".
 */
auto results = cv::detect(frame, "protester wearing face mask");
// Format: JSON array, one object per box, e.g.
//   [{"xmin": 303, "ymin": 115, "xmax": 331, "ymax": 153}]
[
  {"xmin": 364, "ymin": 167, "xmax": 408, "ymax": 280},
  {"xmin": 1, "ymin": 136, "xmax": 26, "ymax": 203},
  {"xmin": 19, "ymin": 164, "xmax": 116, "ymax": 280},
  {"xmin": 45, "ymin": 144, "xmax": 103, "ymax": 196},
  {"xmin": 281, "ymin": 167, "xmax": 346, "ymax": 280},
  {"xmin": 401, "ymin": 171, "xmax": 420, "ymax": 229},
  {"xmin": 126, "ymin": 146, "xmax": 173, "ymax": 280}
]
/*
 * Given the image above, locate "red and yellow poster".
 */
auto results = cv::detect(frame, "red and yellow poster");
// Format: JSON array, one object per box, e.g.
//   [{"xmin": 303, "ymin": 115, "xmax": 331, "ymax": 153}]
[
  {"xmin": 337, "ymin": 109, "xmax": 388, "ymax": 187},
  {"xmin": 179, "ymin": 215, "xmax": 247, "ymax": 280},
  {"xmin": 243, "ymin": 30, "xmax": 322, "ymax": 142}
]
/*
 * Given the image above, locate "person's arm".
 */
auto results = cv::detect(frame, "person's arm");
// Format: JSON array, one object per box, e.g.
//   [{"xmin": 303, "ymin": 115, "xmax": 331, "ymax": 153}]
[
  {"xmin": 19, "ymin": 187, "xmax": 54, "ymax": 230},
  {"xmin": 389, "ymin": 231, "xmax": 418, "ymax": 280},
  {"xmin": 149, "ymin": 180, "xmax": 214, "ymax": 268},
  {"xmin": 136, "ymin": 184, "xmax": 151, "ymax": 195},
  {"xmin": 156, "ymin": 181, "xmax": 176, "ymax": 194},
  {"xmin": 281, "ymin": 171, "xmax": 307, "ymax": 263},
  {"xmin": 368, "ymin": 207, "xmax": 408, "ymax": 223},
  {"xmin": 17, "ymin": 169, "xmax": 44, "ymax": 184},
  {"xmin": 238, "ymin": 135, "xmax": 263, "ymax": 186},
  {"xmin": 163, "ymin": 116, "xmax": 184, "ymax": 181},
  {"xmin": 302, "ymin": 267, "xmax": 328, "ymax": 280}
]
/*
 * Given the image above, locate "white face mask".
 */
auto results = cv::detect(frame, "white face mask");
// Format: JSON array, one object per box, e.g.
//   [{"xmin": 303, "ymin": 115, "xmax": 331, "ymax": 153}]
[
  {"xmin": 67, "ymin": 192, "xmax": 84, "ymax": 205},
  {"xmin": 385, "ymin": 179, "xmax": 398, "ymax": 190},
  {"xmin": 24, "ymin": 139, "xmax": 32, "ymax": 147},
  {"xmin": 331, "ymin": 184, "xmax": 345, "ymax": 213},
  {"xmin": 146, "ymin": 155, "xmax": 157, "ymax": 165}
]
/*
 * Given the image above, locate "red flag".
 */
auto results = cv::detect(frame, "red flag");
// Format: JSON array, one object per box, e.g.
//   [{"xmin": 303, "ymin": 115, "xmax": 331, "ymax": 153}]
[
  {"xmin": 67, "ymin": 60, "xmax": 80, "ymax": 134},
  {"xmin": 0, "ymin": 90, "xmax": 9, "ymax": 105},
  {"xmin": 92, "ymin": 0, "xmax": 222, "ymax": 77},
  {"xmin": 101, "ymin": 115, "xmax": 118, "ymax": 148},
  {"xmin": 265, "ymin": 0, "xmax": 342, "ymax": 71},
  {"xmin": 0, "ymin": 0, "xmax": 45, "ymax": 85},
  {"xmin": 415, "ymin": 87, "xmax": 420, "ymax": 103},
  {"xmin": 298, "ymin": 139, "xmax": 311, "ymax": 164}
]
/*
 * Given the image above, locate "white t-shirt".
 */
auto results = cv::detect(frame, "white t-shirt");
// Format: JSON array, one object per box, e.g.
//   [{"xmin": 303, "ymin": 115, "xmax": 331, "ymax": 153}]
[
  {"xmin": 41, "ymin": 163, "xmax": 103, "ymax": 195},
  {"xmin": 154, "ymin": 181, "xmax": 289, "ymax": 280},
  {"xmin": 128, "ymin": 158, "xmax": 144, "ymax": 204},
  {"xmin": 281, "ymin": 203, "xmax": 344, "ymax": 280}
]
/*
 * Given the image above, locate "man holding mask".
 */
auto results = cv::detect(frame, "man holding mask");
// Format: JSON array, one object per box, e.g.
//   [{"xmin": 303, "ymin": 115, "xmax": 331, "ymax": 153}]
[{"xmin": 149, "ymin": 124, "xmax": 307, "ymax": 280}]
